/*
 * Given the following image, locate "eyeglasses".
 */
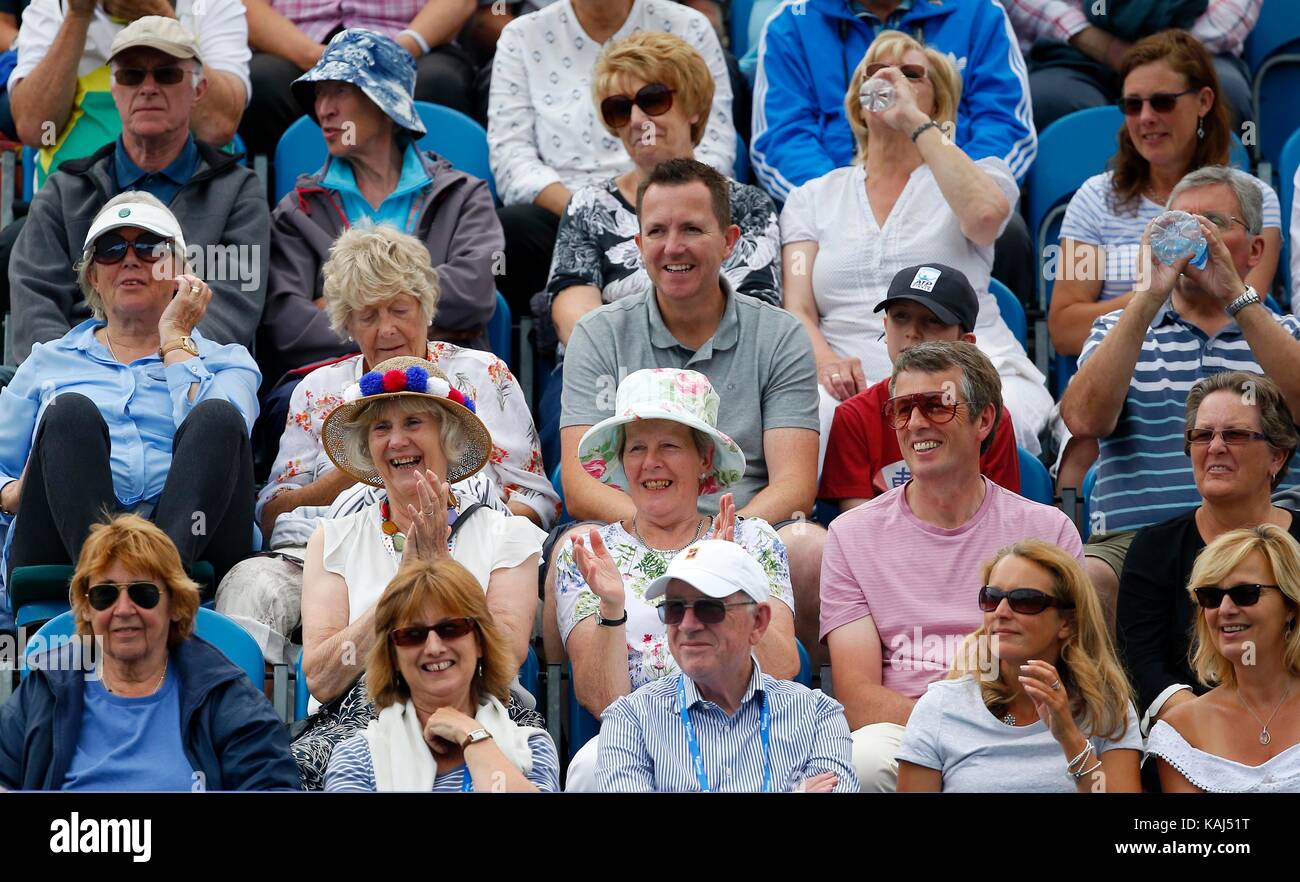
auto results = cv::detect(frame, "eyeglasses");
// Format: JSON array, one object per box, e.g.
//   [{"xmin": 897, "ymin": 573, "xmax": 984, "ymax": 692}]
[
  {"xmin": 1198, "ymin": 211, "xmax": 1249, "ymax": 231},
  {"xmin": 657, "ymin": 598, "xmax": 756, "ymax": 625},
  {"xmin": 600, "ymin": 82, "xmax": 675, "ymax": 129},
  {"xmin": 1193, "ymin": 583, "xmax": 1280, "ymax": 609},
  {"xmin": 978, "ymin": 586, "xmax": 1075, "ymax": 615},
  {"xmin": 1118, "ymin": 88, "xmax": 1196, "ymax": 116},
  {"xmin": 865, "ymin": 62, "xmax": 927, "ymax": 80},
  {"xmin": 91, "ymin": 231, "xmax": 173, "ymax": 265},
  {"xmin": 87, "ymin": 581, "xmax": 163, "ymax": 611},
  {"xmin": 389, "ymin": 617, "xmax": 477, "ymax": 647},
  {"xmin": 882, "ymin": 391, "xmax": 963, "ymax": 430},
  {"xmin": 1185, "ymin": 428, "xmax": 1270, "ymax": 446},
  {"xmin": 112, "ymin": 65, "xmax": 188, "ymax": 87}
]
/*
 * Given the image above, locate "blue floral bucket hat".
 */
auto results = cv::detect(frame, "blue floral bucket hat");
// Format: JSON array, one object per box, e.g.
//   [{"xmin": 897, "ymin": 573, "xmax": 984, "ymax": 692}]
[
  {"xmin": 577, "ymin": 368, "xmax": 746, "ymax": 497},
  {"xmin": 292, "ymin": 28, "xmax": 427, "ymax": 137}
]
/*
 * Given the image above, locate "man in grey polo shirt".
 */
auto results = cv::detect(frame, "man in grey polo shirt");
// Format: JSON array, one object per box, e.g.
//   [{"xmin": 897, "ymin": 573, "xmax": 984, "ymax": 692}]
[
  {"xmin": 1062, "ymin": 165, "xmax": 1300, "ymax": 632},
  {"xmin": 549, "ymin": 157, "xmax": 826, "ymax": 663}
]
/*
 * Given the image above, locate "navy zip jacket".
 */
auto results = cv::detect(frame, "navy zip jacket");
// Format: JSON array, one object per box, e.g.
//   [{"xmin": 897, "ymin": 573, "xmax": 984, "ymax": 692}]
[{"xmin": 0, "ymin": 636, "xmax": 301, "ymax": 791}]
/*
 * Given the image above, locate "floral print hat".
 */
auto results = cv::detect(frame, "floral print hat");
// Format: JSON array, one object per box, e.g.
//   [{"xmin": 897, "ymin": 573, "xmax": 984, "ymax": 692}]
[
  {"xmin": 292, "ymin": 28, "xmax": 428, "ymax": 137},
  {"xmin": 578, "ymin": 368, "xmax": 746, "ymax": 495}
]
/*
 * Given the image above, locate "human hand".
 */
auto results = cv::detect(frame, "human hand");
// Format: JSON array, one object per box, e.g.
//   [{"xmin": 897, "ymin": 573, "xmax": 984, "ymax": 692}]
[
  {"xmin": 817, "ymin": 353, "xmax": 865, "ymax": 401},
  {"xmin": 796, "ymin": 772, "xmax": 838, "ymax": 793},
  {"xmin": 572, "ymin": 529, "xmax": 626, "ymax": 611},
  {"xmin": 423, "ymin": 706, "xmax": 481, "ymax": 754},
  {"xmin": 401, "ymin": 470, "xmax": 452, "ymax": 563},
  {"xmin": 1019, "ymin": 659, "xmax": 1082, "ymax": 750},
  {"xmin": 866, "ymin": 66, "xmax": 928, "ymax": 134},
  {"xmin": 158, "ymin": 274, "xmax": 211, "ymax": 344},
  {"xmin": 1133, "ymin": 220, "xmax": 1190, "ymax": 304},
  {"xmin": 711, "ymin": 493, "xmax": 736, "ymax": 542},
  {"xmin": 1181, "ymin": 215, "xmax": 1248, "ymax": 309},
  {"xmin": 100, "ymin": 0, "xmax": 174, "ymax": 22}
]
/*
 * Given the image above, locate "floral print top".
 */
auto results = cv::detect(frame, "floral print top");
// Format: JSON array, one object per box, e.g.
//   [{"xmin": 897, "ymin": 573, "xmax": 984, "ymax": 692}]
[
  {"xmin": 258, "ymin": 341, "xmax": 560, "ymax": 546},
  {"xmin": 554, "ymin": 517, "xmax": 792, "ymax": 688}
]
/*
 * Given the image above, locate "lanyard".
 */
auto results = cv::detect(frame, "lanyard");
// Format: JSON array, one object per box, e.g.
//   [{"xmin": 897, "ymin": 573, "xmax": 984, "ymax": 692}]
[
  {"xmin": 461, "ymin": 766, "xmax": 472, "ymax": 793},
  {"xmin": 677, "ymin": 674, "xmax": 772, "ymax": 793}
]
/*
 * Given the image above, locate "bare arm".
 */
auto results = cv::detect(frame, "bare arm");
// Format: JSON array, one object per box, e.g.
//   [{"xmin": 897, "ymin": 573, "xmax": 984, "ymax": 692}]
[
  {"xmin": 754, "ymin": 600, "xmax": 799, "ymax": 680},
  {"xmin": 1047, "ymin": 242, "xmax": 1132, "ymax": 357},
  {"xmin": 896, "ymin": 760, "xmax": 942, "ymax": 792},
  {"xmin": 911, "ymin": 120, "xmax": 1010, "ymax": 248},
  {"xmin": 484, "ymin": 555, "xmax": 540, "ymax": 672},
  {"xmin": 190, "ymin": 68, "xmax": 245, "ymax": 146},
  {"xmin": 300, "ymin": 527, "xmax": 375, "ymax": 703},
  {"xmin": 505, "ymin": 501, "xmax": 544, "ymax": 526},
  {"xmin": 568, "ymin": 615, "xmax": 634, "ymax": 717},
  {"xmin": 242, "ymin": 0, "xmax": 322, "ymax": 69},
  {"xmin": 736, "ymin": 427, "xmax": 818, "ymax": 524},
  {"xmin": 395, "ymin": 0, "xmax": 476, "ymax": 55},
  {"xmin": 10, "ymin": 6, "xmax": 94, "ymax": 147},
  {"xmin": 0, "ymin": 13, "xmax": 18, "ymax": 53},
  {"xmin": 560, "ymin": 424, "xmax": 637, "ymax": 523},
  {"xmin": 1091, "ymin": 749, "xmax": 1142, "ymax": 793},
  {"xmin": 551, "ymin": 285, "xmax": 603, "ymax": 347},
  {"xmin": 534, "ymin": 182, "xmax": 573, "ymax": 218},
  {"xmin": 838, "ymin": 497, "xmax": 868, "ymax": 514},
  {"xmin": 826, "ymin": 616, "xmax": 915, "ymax": 729},
  {"xmin": 783, "ymin": 241, "xmax": 866, "ymax": 401},
  {"xmin": 259, "ymin": 467, "xmax": 357, "ymax": 539}
]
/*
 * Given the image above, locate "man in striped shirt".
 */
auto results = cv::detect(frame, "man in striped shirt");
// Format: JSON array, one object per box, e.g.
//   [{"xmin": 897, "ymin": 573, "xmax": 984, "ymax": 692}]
[
  {"xmin": 1061, "ymin": 165, "xmax": 1300, "ymax": 630},
  {"xmin": 596, "ymin": 540, "xmax": 858, "ymax": 792}
]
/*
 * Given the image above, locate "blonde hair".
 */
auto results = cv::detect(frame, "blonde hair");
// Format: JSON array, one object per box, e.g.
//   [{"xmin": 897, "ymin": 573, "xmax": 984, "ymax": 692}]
[
  {"xmin": 75, "ymin": 191, "xmax": 192, "ymax": 320},
  {"xmin": 337, "ymin": 395, "xmax": 467, "ymax": 481},
  {"xmin": 844, "ymin": 31, "xmax": 961, "ymax": 165},
  {"xmin": 1186, "ymin": 524, "xmax": 1300, "ymax": 688},
  {"xmin": 949, "ymin": 540, "xmax": 1133, "ymax": 741},
  {"xmin": 592, "ymin": 31, "xmax": 714, "ymax": 146},
  {"xmin": 69, "ymin": 514, "xmax": 202, "ymax": 648},
  {"xmin": 322, "ymin": 222, "xmax": 441, "ymax": 338},
  {"xmin": 367, "ymin": 558, "xmax": 513, "ymax": 709}
]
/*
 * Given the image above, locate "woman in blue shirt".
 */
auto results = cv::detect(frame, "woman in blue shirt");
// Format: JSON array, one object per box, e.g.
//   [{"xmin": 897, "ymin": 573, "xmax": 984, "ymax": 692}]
[{"xmin": 0, "ymin": 192, "xmax": 259, "ymax": 598}]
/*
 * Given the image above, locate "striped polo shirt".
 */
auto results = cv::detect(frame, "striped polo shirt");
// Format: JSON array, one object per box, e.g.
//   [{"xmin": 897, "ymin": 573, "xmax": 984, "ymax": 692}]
[
  {"xmin": 1081, "ymin": 304, "xmax": 1300, "ymax": 535},
  {"xmin": 596, "ymin": 661, "xmax": 860, "ymax": 793}
]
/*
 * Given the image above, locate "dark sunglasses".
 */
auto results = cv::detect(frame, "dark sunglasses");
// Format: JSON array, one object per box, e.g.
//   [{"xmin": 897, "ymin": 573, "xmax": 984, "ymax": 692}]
[
  {"xmin": 882, "ymin": 391, "xmax": 963, "ymax": 430},
  {"xmin": 600, "ymin": 82, "xmax": 675, "ymax": 129},
  {"xmin": 87, "ymin": 581, "xmax": 162, "ymax": 611},
  {"xmin": 658, "ymin": 598, "xmax": 756, "ymax": 625},
  {"xmin": 979, "ymin": 586, "xmax": 1075, "ymax": 615},
  {"xmin": 389, "ymin": 617, "xmax": 477, "ymax": 647},
  {"xmin": 865, "ymin": 62, "xmax": 927, "ymax": 80},
  {"xmin": 113, "ymin": 65, "xmax": 188, "ymax": 87},
  {"xmin": 1193, "ymin": 583, "xmax": 1280, "ymax": 609},
  {"xmin": 1185, "ymin": 428, "xmax": 1270, "ymax": 446},
  {"xmin": 91, "ymin": 231, "xmax": 172, "ymax": 265},
  {"xmin": 1118, "ymin": 88, "xmax": 1195, "ymax": 116}
]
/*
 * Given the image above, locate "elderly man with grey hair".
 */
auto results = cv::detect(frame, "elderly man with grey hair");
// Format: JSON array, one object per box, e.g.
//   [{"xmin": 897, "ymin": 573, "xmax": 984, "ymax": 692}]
[
  {"xmin": 1062, "ymin": 165, "xmax": 1300, "ymax": 629},
  {"xmin": 7, "ymin": 15, "xmax": 267, "ymax": 364}
]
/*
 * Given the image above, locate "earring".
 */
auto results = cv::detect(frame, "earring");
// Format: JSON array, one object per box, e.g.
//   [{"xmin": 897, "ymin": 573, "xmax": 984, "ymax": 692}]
[
  {"xmin": 1287, "ymin": 620, "xmax": 1294, "ymax": 640},
  {"xmin": 1197, "ymin": 117, "xmax": 1205, "ymax": 139},
  {"xmin": 476, "ymin": 661, "xmax": 483, "ymax": 679}
]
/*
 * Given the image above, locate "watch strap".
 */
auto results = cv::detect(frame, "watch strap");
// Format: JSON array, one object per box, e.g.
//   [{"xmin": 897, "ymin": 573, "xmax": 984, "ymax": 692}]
[
  {"xmin": 1226, "ymin": 287, "xmax": 1260, "ymax": 318},
  {"xmin": 159, "ymin": 335, "xmax": 198, "ymax": 358},
  {"xmin": 597, "ymin": 608, "xmax": 628, "ymax": 627},
  {"xmin": 461, "ymin": 727, "xmax": 493, "ymax": 749}
]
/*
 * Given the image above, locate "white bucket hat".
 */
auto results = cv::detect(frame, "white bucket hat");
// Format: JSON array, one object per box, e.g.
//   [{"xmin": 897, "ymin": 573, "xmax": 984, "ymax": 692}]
[{"xmin": 577, "ymin": 368, "xmax": 745, "ymax": 496}]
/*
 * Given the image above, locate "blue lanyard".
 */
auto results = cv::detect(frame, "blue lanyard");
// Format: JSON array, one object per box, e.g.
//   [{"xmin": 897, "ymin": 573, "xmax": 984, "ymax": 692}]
[
  {"xmin": 677, "ymin": 674, "xmax": 772, "ymax": 793},
  {"xmin": 461, "ymin": 767, "xmax": 472, "ymax": 792}
]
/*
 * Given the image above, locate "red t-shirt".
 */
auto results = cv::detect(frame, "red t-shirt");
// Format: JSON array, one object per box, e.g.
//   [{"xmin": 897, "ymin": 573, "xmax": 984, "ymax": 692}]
[{"xmin": 819, "ymin": 379, "xmax": 1021, "ymax": 501}]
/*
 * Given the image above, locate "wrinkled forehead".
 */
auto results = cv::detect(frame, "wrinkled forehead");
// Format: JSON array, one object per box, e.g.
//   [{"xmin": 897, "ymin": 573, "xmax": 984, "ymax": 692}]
[{"xmin": 1170, "ymin": 183, "xmax": 1242, "ymax": 220}]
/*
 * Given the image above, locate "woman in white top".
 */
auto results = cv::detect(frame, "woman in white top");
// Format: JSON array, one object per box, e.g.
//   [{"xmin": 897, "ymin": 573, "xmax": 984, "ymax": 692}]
[
  {"xmin": 780, "ymin": 31, "xmax": 1050, "ymax": 459},
  {"xmin": 897, "ymin": 539, "xmax": 1142, "ymax": 792},
  {"xmin": 1148, "ymin": 524, "xmax": 1300, "ymax": 792}
]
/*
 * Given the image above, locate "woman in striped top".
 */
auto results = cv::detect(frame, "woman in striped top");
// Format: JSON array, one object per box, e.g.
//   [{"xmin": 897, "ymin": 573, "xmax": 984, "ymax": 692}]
[{"xmin": 324, "ymin": 558, "xmax": 560, "ymax": 792}]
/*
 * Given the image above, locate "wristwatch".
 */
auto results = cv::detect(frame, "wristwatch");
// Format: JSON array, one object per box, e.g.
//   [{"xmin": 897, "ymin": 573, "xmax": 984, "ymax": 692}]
[
  {"xmin": 596, "ymin": 608, "xmax": 628, "ymax": 627},
  {"xmin": 461, "ymin": 727, "xmax": 493, "ymax": 749},
  {"xmin": 1226, "ymin": 286, "xmax": 1261, "ymax": 318},
  {"xmin": 159, "ymin": 335, "xmax": 199, "ymax": 358}
]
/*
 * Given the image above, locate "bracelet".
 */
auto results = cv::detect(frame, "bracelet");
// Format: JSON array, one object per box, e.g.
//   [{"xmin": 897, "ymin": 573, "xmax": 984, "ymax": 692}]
[
  {"xmin": 1069, "ymin": 745, "xmax": 1098, "ymax": 781},
  {"xmin": 1066, "ymin": 741, "xmax": 1093, "ymax": 774},
  {"xmin": 910, "ymin": 120, "xmax": 942, "ymax": 143},
  {"xmin": 399, "ymin": 28, "xmax": 431, "ymax": 55},
  {"xmin": 1076, "ymin": 758, "xmax": 1104, "ymax": 781}
]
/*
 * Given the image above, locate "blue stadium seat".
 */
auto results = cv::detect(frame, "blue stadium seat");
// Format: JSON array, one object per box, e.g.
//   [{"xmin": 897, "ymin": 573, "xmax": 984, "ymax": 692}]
[
  {"xmin": 734, "ymin": 132, "xmax": 752, "ymax": 185},
  {"xmin": 273, "ymin": 101, "xmax": 497, "ymax": 203},
  {"xmin": 294, "ymin": 651, "xmax": 309, "ymax": 721},
  {"xmin": 1016, "ymin": 447, "xmax": 1054, "ymax": 506},
  {"xmin": 566, "ymin": 662, "xmax": 601, "ymax": 760},
  {"xmin": 1279, "ymin": 127, "xmax": 1300, "ymax": 302},
  {"xmin": 989, "ymin": 277, "xmax": 1027, "ymax": 352},
  {"xmin": 24, "ymin": 607, "xmax": 265, "ymax": 692},
  {"xmin": 10, "ymin": 561, "xmax": 215, "ymax": 629},
  {"xmin": 488, "ymin": 291, "xmax": 511, "ymax": 363},
  {"xmin": 1081, "ymin": 461, "xmax": 1099, "ymax": 542},
  {"xmin": 1245, "ymin": 2, "xmax": 1300, "ymax": 176},
  {"xmin": 730, "ymin": 0, "xmax": 756, "ymax": 58},
  {"xmin": 795, "ymin": 638, "xmax": 812, "ymax": 687}
]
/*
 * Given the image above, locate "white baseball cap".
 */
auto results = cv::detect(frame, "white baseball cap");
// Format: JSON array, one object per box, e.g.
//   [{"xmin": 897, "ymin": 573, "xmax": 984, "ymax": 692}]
[
  {"xmin": 644, "ymin": 540, "xmax": 769, "ymax": 603},
  {"xmin": 82, "ymin": 201, "xmax": 187, "ymax": 254}
]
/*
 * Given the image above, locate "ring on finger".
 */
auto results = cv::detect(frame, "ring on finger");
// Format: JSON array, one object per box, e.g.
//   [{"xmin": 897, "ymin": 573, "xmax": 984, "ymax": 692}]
[{"xmin": 1050, "ymin": 680, "xmax": 1061, "ymax": 691}]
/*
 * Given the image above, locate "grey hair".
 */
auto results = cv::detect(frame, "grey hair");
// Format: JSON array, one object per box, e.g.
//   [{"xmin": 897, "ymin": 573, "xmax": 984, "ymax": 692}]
[
  {"xmin": 888, "ymin": 341, "xmax": 1004, "ymax": 455},
  {"xmin": 1167, "ymin": 165, "xmax": 1263, "ymax": 235},
  {"xmin": 73, "ymin": 190, "xmax": 190, "ymax": 320},
  {"xmin": 322, "ymin": 222, "xmax": 441, "ymax": 338},
  {"xmin": 339, "ymin": 396, "xmax": 467, "ymax": 478}
]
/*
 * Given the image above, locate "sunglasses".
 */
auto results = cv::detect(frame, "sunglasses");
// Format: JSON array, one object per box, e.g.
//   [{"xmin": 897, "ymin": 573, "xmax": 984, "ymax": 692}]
[
  {"xmin": 87, "ymin": 581, "xmax": 163, "ymax": 611},
  {"xmin": 1185, "ymin": 428, "xmax": 1270, "ymax": 446},
  {"xmin": 865, "ymin": 62, "xmax": 927, "ymax": 80},
  {"xmin": 389, "ymin": 617, "xmax": 477, "ymax": 647},
  {"xmin": 657, "ymin": 598, "xmax": 756, "ymax": 625},
  {"xmin": 1118, "ymin": 88, "xmax": 1195, "ymax": 116},
  {"xmin": 1193, "ymin": 583, "xmax": 1280, "ymax": 609},
  {"xmin": 91, "ymin": 231, "xmax": 173, "ymax": 265},
  {"xmin": 978, "ymin": 586, "xmax": 1075, "ymax": 615},
  {"xmin": 112, "ymin": 65, "xmax": 188, "ymax": 87},
  {"xmin": 882, "ymin": 391, "xmax": 963, "ymax": 430},
  {"xmin": 600, "ymin": 82, "xmax": 675, "ymax": 129}
]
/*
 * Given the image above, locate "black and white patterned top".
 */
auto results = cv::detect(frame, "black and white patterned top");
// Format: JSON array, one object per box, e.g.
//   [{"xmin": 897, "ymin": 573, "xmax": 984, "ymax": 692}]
[{"xmin": 545, "ymin": 177, "xmax": 782, "ymax": 309}]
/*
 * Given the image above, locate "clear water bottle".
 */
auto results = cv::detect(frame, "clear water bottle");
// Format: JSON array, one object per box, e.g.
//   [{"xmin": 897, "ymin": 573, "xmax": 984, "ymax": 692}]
[
  {"xmin": 1150, "ymin": 210, "xmax": 1209, "ymax": 269},
  {"xmin": 859, "ymin": 77, "xmax": 895, "ymax": 113}
]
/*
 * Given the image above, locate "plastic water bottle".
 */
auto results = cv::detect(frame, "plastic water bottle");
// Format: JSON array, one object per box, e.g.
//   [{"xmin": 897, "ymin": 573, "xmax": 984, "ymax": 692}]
[
  {"xmin": 1150, "ymin": 210, "xmax": 1209, "ymax": 269},
  {"xmin": 859, "ymin": 78, "xmax": 895, "ymax": 113}
]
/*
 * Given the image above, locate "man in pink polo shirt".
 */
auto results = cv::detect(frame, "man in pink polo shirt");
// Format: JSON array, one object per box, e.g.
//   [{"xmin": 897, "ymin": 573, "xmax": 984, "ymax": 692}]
[{"xmin": 820, "ymin": 341, "xmax": 1083, "ymax": 792}]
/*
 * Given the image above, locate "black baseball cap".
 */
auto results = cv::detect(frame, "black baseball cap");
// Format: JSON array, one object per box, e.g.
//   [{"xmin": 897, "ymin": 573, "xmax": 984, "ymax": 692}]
[{"xmin": 874, "ymin": 263, "xmax": 979, "ymax": 333}]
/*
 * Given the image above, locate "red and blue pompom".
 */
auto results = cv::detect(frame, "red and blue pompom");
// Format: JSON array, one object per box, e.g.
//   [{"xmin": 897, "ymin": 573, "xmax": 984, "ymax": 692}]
[
  {"xmin": 359, "ymin": 365, "xmax": 430, "ymax": 397},
  {"xmin": 445, "ymin": 386, "xmax": 477, "ymax": 413}
]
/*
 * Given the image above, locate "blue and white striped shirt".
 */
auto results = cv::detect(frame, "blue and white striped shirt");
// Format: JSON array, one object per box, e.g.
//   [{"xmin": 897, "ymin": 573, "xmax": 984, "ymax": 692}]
[
  {"xmin": 1080, "ymin": 304, "xmax": 1300, "ymax": 535},
  {"xmin": 323, "ymin": 731, "xmax": 561, "ymax": 792},
  {"xmin": 596, "ymin": 661, "xmax": 859, "ymax": 793}
]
